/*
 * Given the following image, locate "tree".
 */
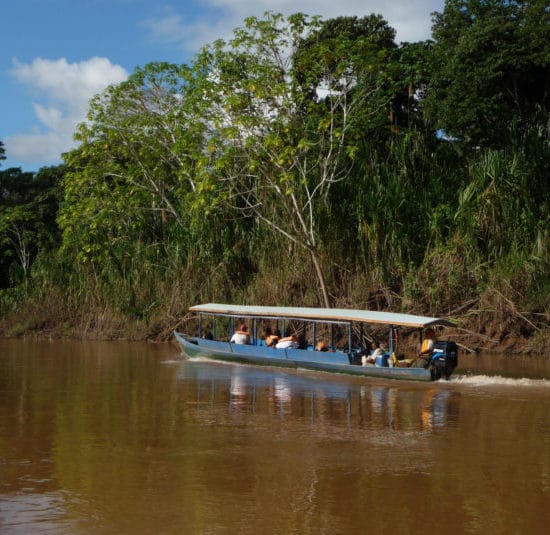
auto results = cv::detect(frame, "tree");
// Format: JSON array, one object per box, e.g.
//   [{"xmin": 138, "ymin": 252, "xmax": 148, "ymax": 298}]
[
  {"xmin": 426, "ymin": 0, "xmax": 550, "ymax": 148},
  {"xmin": 193, "ymin": 13, "xmax": 395, "ymax": 307},
  {"xmin": 60, "ymin": 63, "xmax": 207, "ymax": 266},
  {"xmin": 0, "ymin": 166, "xmax": 62, "ymax": 288},
  {"xmin": 59, "ymin": 60, "xmax": 257, "ymax": 315}
]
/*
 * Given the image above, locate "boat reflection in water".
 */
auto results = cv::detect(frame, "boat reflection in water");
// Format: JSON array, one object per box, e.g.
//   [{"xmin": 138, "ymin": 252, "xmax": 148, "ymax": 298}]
[
  {"xmin": 421, "ymin": 389, "xmax": 456, "ymax": 431},
  {"xmin": 177, "ymin": 359, "xmax": 461, "ymax": 433},
  {"xmin": 229, "ymin": 374, "xmax": 248, "ymax": 407}
]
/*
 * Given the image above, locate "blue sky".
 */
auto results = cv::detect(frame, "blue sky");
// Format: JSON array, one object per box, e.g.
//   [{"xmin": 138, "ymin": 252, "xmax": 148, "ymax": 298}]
[{"xmin": 1, "ymin": 0, "xmax": 444, "ymax": 171}]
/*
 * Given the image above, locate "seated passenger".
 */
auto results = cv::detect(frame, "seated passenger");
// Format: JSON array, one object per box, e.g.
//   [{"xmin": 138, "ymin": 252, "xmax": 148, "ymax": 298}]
[
  {"xmin": 418, "ymin": 328, "xmax": 436, "ymax": 357},
  {"xmin": 297, "ymin": 334, "xmax": 308, "ymax": 350},
  {"xmin": 276, "ymin": 334, "xmax": 298, "ymax": 349},
  {"xmin": 230, "ymin": 324, "xmax": 250, "ymax": 344},
  {"xmin": 414, "ymin": 328, "xmax": 437, "ymax": 367},
  {"xmin": 264, "ymin": 327, "xmax": 280, "ymax": 347},
  {"xmin": 316, "ymin": 341, "xmax": 328, "ymax": 352},
  {"xmin": 362, "ymin": 340, "xmax": 384, "ymax": 366}
]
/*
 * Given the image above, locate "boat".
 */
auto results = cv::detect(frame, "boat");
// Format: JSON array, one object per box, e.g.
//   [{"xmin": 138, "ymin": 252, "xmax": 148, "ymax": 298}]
[{"xmin": 173, "ymin": 303, "xmax": 459, "ymax": 382}]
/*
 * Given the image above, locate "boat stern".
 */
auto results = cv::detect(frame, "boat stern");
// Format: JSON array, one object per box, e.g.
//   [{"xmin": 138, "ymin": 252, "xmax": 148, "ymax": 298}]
[{"xmin": 430, "ymin": 341, "xmax": 459, "ymax": 380}]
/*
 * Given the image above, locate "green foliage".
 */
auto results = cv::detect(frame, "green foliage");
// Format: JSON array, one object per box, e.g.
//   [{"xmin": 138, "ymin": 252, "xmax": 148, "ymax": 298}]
[
  {"xmin": 190, "ymin": 12, "xmax": 401, "ymax": 306},
  {"xmin": 56, "ymin": 60, "xmax": 249, "ymax": 317},
  {"xmin": 1, "ymin": 8, "xmax": 549, "ymax": 340},
  {"xmin": 454, "ymin": 121, "xmax": 550, "ymax": 262},
  {"xmin": 427, "ymin": 0, "xmax": 550, "ymax": 148},
  {"xmin": 0, "ymin": 166, "xmax": 62, "ymax": 288}
]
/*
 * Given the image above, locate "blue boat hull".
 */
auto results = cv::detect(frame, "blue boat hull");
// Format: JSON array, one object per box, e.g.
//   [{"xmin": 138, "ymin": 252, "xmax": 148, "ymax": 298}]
[{"xmin": 173, "ymin": 331, "xmax": 433, "ymax": 382}]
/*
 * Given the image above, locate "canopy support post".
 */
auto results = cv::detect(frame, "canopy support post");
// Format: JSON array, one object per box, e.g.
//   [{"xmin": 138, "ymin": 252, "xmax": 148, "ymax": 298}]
[{"xmin": 313, "ymin": 322, "xmax": 317, "ymax": 349}]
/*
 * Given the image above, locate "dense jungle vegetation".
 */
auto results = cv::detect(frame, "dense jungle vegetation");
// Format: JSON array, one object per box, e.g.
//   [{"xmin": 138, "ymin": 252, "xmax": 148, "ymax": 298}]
[{"xmin": 1, "ymin": 1, "xmax": 549, "ymax": 351}]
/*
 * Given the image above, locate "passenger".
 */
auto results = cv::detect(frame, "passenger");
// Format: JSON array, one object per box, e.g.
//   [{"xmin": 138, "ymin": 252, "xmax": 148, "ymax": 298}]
[
  {"xmin": 316, "ymin": 341, "xmax": 328, "ymax": 352},
  {"xmin": 415, "ymin": 328, "xmax": 437, "ymax": 367},
  {"xmin": 262, "ymin": 326, "xmax": 272, "ymax": 345},
  {"xmin": 230, "ymin": 324, "xmax": 250, "ymax": 344},
  {"xmin": 276, "ymin": 334, "xmax": 298, "ymax": 349},
  {"xmin": 265, "ymin": 327, "xmax": 280, "ymax": 347},
  {"xmin": 362, "ymin": 340, "xmax": 384, "ymax": 366},
  {"xmin": 419, "ymin": 328, "xmax": 437, "ymax": 357},
  {"xmin": 297, "ymin": 334, "xmax": 308, "ymax": 350}
]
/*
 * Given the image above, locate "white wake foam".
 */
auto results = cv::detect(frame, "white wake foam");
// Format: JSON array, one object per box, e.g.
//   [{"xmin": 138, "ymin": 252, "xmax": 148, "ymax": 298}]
[{"xmin": 451, "ymin": 374, "xmax": 550, "ymax": 387}]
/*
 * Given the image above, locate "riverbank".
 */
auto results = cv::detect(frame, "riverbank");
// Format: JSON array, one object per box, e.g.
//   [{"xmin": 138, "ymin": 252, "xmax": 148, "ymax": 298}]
[{"xmin": 1, "ymin": 297, "xmax": 548, "ymax": 356}]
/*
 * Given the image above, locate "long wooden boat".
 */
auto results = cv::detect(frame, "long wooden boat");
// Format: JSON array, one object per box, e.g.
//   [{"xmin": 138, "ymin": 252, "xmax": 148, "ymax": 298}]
[{"xmin": 173, "ymin": 304, "xmax": 458, "ymax": 382}]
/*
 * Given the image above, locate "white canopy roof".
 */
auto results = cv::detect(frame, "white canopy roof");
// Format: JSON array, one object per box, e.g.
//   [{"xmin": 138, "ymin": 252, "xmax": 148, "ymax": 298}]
[{"xmin": 189, "ymin": 303, "xmax": 455, "ymax": 328}]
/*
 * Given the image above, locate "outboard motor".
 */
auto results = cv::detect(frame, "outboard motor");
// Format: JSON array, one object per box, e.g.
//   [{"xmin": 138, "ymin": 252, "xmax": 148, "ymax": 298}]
[{"xmin": 430, "ymin": 341, "xmax": 459, "ymax": 380}]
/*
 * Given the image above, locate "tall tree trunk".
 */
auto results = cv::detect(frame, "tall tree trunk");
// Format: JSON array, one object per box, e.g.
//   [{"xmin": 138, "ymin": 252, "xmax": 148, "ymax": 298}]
[{"xmin": 310, "ymin": 248, "xmax": 330, "ymax": 308}]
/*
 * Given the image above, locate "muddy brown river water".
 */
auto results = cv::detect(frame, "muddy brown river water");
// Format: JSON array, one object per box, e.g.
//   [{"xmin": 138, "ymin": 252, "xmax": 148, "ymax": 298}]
[{"xmin": 1, "ymin": 339, "xmax": 549, "ymax": 534}]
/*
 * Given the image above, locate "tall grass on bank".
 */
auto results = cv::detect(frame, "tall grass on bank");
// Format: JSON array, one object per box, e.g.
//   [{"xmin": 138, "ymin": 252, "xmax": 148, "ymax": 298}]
[{"xmin": 1, "ymin": 124, "xmax": 548, "ymax": 345}]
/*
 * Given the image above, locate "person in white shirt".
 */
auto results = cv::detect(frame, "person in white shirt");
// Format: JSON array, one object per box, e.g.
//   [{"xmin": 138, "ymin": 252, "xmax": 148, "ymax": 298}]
[
  {"xmin": 362, "ymin": 340, "xmax": 385, "ymax": 366},
  {"xmin": 275, "ymin": 334, "xmax": 298, "ymax": 349},
  {"xmin": 230, "ymin": 324, "xmax": 250, "ymax": 344}
]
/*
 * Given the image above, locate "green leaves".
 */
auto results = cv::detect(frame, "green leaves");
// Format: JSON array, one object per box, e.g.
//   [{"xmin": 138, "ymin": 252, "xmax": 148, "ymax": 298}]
[
  {"xmin": 41, "ymin": 8, "xmax": 546, "ymax": 317},
  {"xmin": 0, "ymin": 167, "xmax": 62, "ymax": 286},
  {"xmin": 427, "ymin": 0, "xmax": 550, "ymax": 148}
]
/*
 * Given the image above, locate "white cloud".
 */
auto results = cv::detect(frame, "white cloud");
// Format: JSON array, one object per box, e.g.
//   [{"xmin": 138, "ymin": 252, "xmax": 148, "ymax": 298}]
[
  {"xmin": 141, "ymin": 13, "xmax": 188, "ymax": 45},
  {"xmin": 142, "ymin": 1, "xmax": 443, "ymax": 52},
  {"xmin": 34, "ymin": 104, "xmax": 63, "ymax": 131},
  {"xmin": 7, "ymin": 57, "xmax": 128, "ymax": 166},
  {"xmin": 6, "ymin": 2, "xmax": 443, "ymax": 169},
  {"xmin": 209, "ymin": 0, "xmax": 443, "ymax": 43},
  {"xmin": 141, "ymin": 8, "xmax": 232, "ymax": 53}
]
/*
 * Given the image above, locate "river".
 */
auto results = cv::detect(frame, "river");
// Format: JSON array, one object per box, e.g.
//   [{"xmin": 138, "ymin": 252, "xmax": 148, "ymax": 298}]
[{"xmin": 1, "ymin": 339, "xmax": 549, "ymax": 534}]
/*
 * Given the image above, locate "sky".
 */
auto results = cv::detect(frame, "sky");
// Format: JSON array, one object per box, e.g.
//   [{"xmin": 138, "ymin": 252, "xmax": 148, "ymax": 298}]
[{"xmin": 1, "ymin": 0, "xmax": 444, "ymax": 171}]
